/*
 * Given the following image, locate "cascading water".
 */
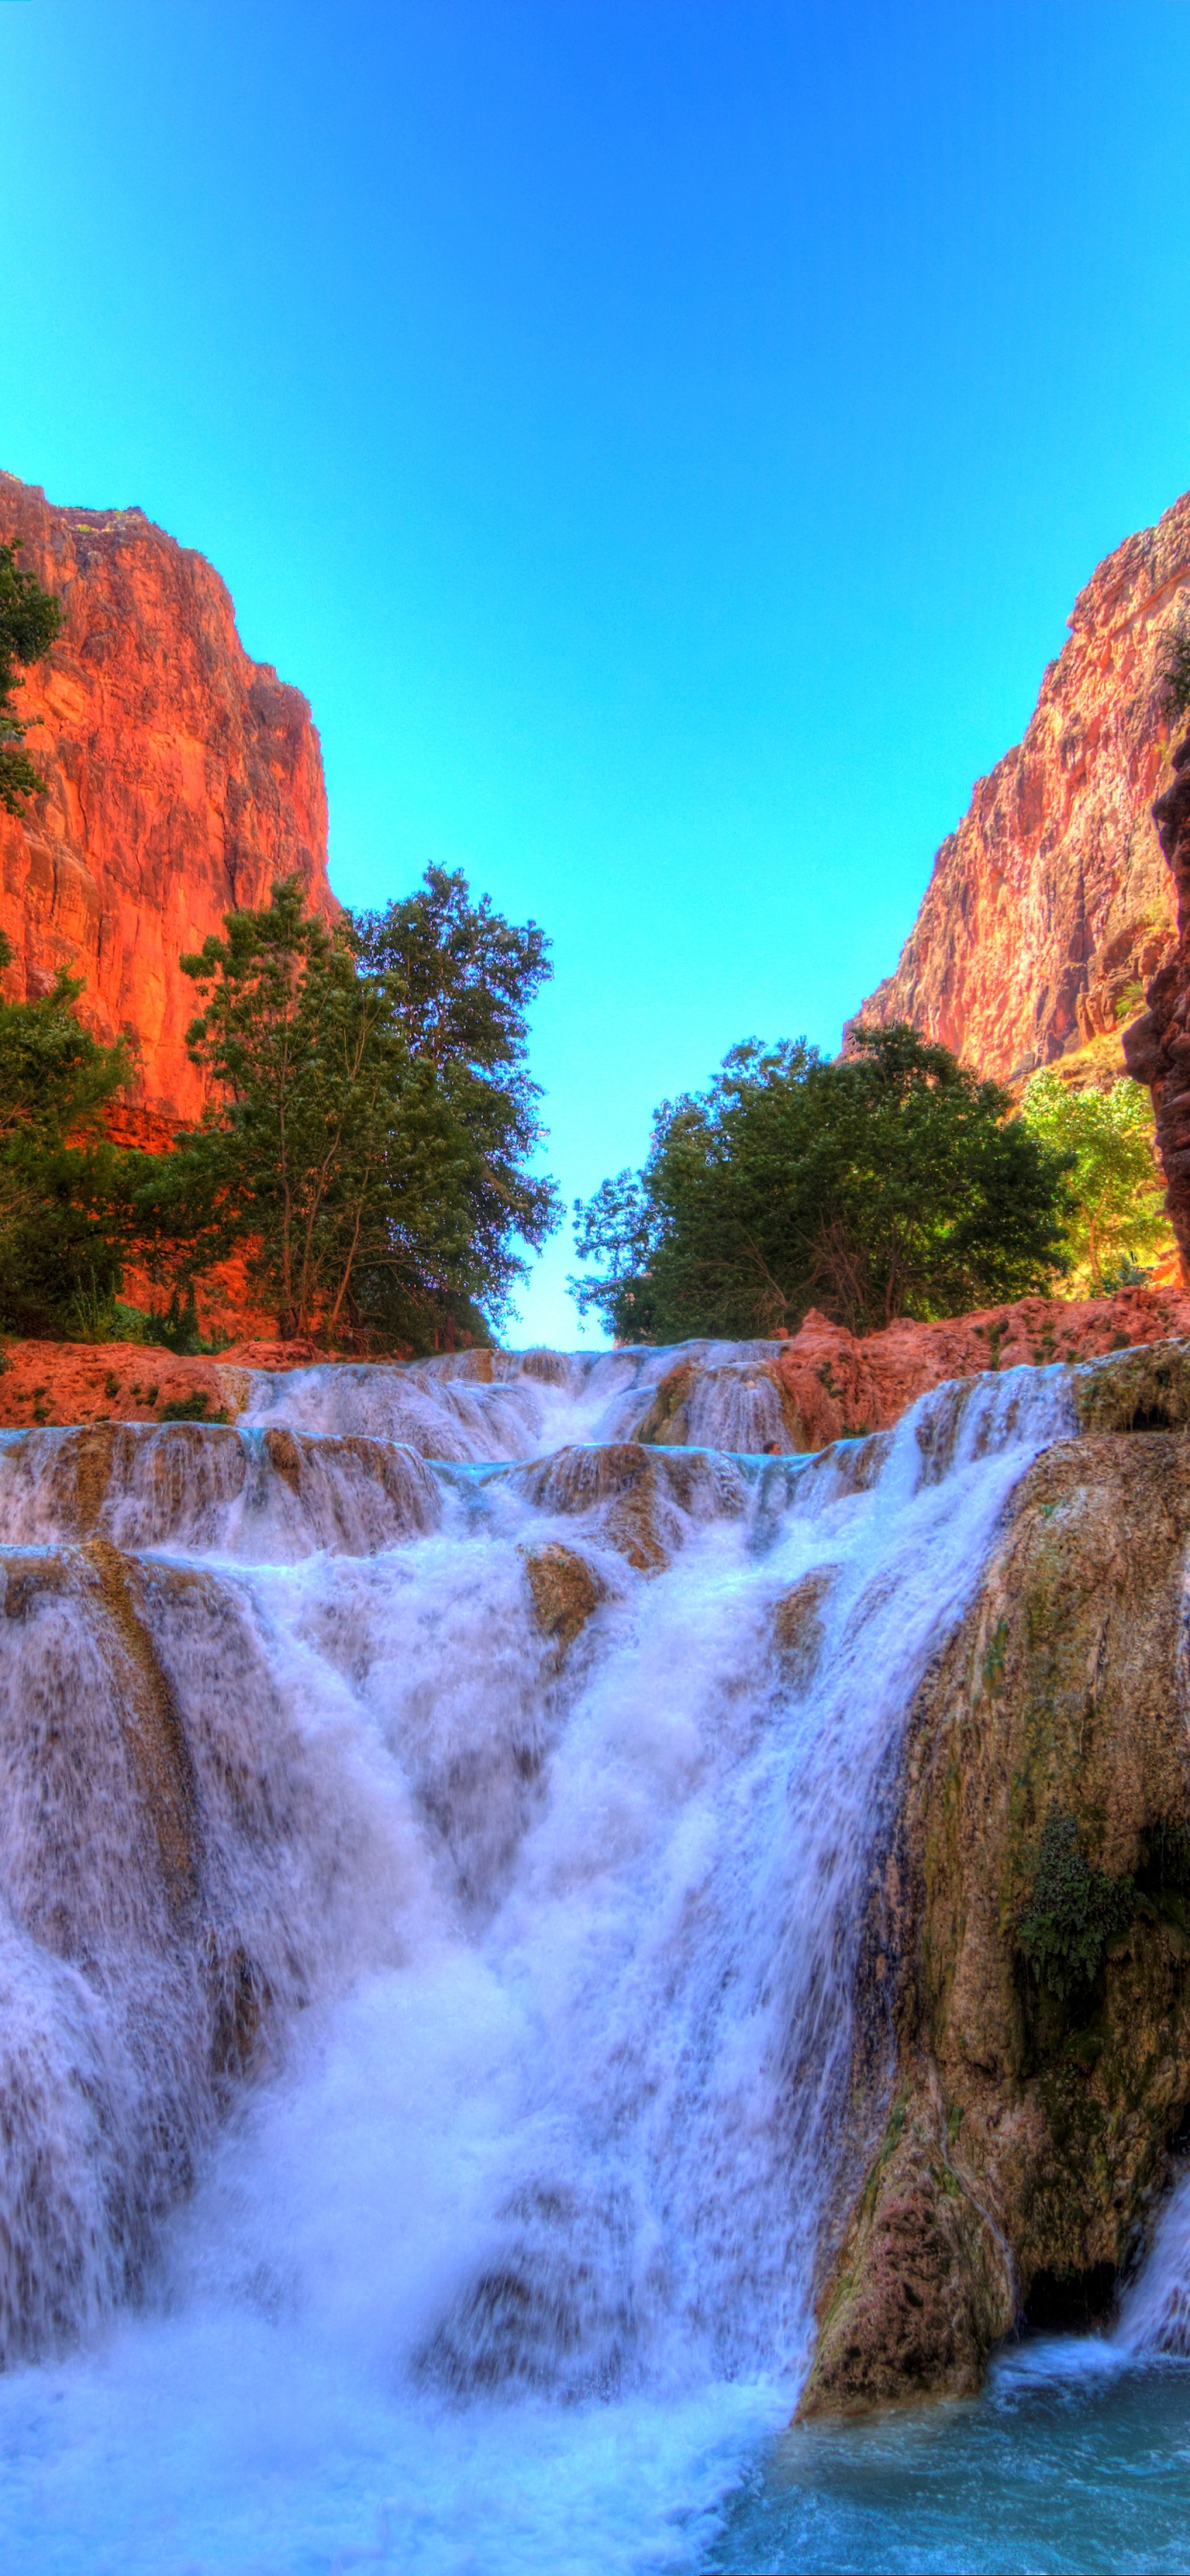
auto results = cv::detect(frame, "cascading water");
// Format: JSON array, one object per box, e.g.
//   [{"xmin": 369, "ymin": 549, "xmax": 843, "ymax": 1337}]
[{"xmin": 0, "ymin": 1345, "xmax": 1185, "ymax": 2573}]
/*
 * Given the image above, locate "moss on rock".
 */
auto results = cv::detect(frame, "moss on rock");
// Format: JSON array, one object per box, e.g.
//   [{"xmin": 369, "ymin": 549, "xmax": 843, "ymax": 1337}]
[{"xmin": 522, "ymin": 1542, "xmax": 606, "ymax": 1648}]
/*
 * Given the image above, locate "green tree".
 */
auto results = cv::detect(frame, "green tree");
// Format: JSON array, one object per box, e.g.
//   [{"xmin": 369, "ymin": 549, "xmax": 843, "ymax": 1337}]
[
  {"xmin": 1020, "ymin": 1070, "xmax": 1172, "ymax": 1292},
  {"xmin": 573, "ymin": 1023, "xmax": 1073, "ymax": 1343},
  {"xmin": 355, "ymin": 867, "xmax": 558, "ymax": 1342},
  {"xmin": 178, "ymin": 871, "xmax": 559, "ymax": 1349},
  {"xmin": 0, "ymin": 543, "xmax": 62, "ymax": 815},
  {"xmin": 0, "ymin": 932, "xmax": 142, "ymax": 1334}
]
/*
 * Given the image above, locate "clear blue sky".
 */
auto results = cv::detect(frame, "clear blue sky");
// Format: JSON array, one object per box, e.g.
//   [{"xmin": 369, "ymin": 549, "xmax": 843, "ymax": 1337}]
[{"xmin": 4, "ymin": 1, "xmax": 1190, "ymax": 1344}]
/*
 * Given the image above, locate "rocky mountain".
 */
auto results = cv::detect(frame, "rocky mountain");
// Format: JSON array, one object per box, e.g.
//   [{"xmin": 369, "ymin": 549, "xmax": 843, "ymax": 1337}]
[
  {"xmin": 0, "ymin": 472, "xmax": 335, "ymax": 1138},
  {"xmin": 857, "ymin": 491, "xmax": 1190, "ymax": 1084}
]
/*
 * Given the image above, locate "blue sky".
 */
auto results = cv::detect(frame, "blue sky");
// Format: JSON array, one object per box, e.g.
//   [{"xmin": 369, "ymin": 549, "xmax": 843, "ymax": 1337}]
[{"xmin": 4, "ymin": 0, "xmax": 1190, "ymax": 1343}]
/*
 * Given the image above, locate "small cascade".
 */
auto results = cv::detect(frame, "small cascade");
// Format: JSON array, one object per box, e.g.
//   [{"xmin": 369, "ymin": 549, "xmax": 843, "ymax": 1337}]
[
  {"xmin": 0, "ymin": 1346, "xmax": 1076, "ymax": 2396},
  {"xmin": 1117, "ymin": 2175, "xmax": 1190, "ymax": 2355},
  {"xmin": 243, "ymin": 1335, "xmax": 804, "ymax": 1460},
  {"xmin": 0, "ymin": 1420, "xmax": 440, "ymax": 1558}
]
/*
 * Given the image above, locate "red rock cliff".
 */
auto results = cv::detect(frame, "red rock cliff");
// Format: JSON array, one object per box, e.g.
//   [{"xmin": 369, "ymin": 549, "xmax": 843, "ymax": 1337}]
[
  {"xmin": 1124, "ymin": 736, "xmax": 1190, "ymax": 1264},
  {"xmin": 856, "ymin": 491, "xmax": 1190, "ymax": 1082},
  {"xmin": 0, "ymin": 472, "xmax": 335, "ymax": 1135}
]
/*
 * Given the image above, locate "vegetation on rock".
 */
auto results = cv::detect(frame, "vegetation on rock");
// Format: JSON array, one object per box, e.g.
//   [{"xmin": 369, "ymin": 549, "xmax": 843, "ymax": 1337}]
[
  {"xmin": 1017, "ymin": 1812, "xmax": 1136, "ymax": 2003},
  {"xmin": 0, "ymin": 540, "xmax": 61, "ymax": 815},
  {"xmin": 1160, "ymin": 617, "xmax": 1190, "ymax": 722}
]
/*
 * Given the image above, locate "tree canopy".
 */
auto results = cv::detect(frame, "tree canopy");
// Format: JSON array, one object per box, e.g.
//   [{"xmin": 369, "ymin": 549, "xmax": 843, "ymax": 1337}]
[
  {"xmin": 572, "ymin": 1022, "xmax": 1074, "ymax": 1343},
  {"xmin": 176, "ymin": 869, "xmax": 559, "ymax": 1349},
  {"xmin": 0, "ymin": 542, "xmax": 62, "ymax": 816},
  {"xmin": 1020, "ymin": 1070, "xmax": 1172, "ymax": 1292}
]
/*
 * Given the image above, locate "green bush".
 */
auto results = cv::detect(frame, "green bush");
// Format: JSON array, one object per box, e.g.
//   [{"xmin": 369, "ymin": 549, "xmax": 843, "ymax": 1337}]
[
  {"xmin": 0, "ymin": 935, "xmax": 156, "ymax": 1338},
  {"xmin": 159, "ymin": 1391, "xmax": 225, "ymax": 1424}
]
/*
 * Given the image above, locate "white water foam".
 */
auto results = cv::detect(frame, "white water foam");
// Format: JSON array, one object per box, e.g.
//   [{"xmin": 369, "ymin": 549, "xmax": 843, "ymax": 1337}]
[{"xmin": 242, "ymin": 1337, "xmax": 797, "ymax": 1460}]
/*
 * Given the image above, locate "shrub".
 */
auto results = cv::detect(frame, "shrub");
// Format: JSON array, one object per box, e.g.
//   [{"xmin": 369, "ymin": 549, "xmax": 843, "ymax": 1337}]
[{"xmin": 159, "ymin": 1391, "xmax": 225, "ymax": 1423}]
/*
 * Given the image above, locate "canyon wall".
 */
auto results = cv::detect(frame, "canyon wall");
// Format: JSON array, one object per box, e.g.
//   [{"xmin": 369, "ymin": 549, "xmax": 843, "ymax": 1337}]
[
  {"xmin": 1124, "ymin": 737, "xmax": 1190, "ymax": 1269},
  {"xmin": 857, "ymin": 491, "xmax": 1190, "ymax": 1084},
  {"xmin": 0, "ymin": 472, "xmax": 335, "ymax": 1137}
]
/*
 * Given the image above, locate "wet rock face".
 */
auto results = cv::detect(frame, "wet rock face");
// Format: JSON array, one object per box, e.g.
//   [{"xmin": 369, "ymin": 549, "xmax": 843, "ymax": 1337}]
[
  {"xmin": 0, "ymin": 472, "xmax": 334, "ymax": 1135},
  {"xmin": 800, "ymin": 1420, "xmax": 1190, "ymax": 2416},
  {"xmin": 856, "ymin": 489, "xmax": 1190, "ymax": 1081},
  {"xmin": 511, "ymin": 1441, "xmax": 748, "ymax": 1574},
  {"xmin": 800, "ymin": 2093, "xmax": 1016, "ymax": 2417},
  {"xmin": 521, "ymin": 1542, "xmax": 606, "ymax": 1650}
]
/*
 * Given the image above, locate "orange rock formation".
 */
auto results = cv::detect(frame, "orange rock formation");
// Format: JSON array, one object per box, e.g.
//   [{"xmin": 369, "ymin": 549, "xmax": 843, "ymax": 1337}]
[
  {"xmin": 765, "ymin": 1286, "xmax": 1190, "ymax": 1448},
  {"xmin": 857, "ymin": 491, "xmax": 1190, "ymax": 1082},
  {"xmin": 6, "ymin": 1292, "xmax": 1188, "ymax": 1438},
  {"xmin": 0, "ymin": 472, "xmax": 335, "ymax": 1137}
]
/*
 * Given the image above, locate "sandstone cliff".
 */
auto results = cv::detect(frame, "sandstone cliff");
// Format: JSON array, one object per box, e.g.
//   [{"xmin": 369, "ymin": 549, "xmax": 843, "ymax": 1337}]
[
  {"xmin": 0, "ymin": 472, "xmax": 335, "ymax": 1136},
  {"xmin": 857, "ymin": 493, "xmax": 1190, "ymax": 1083},
  {"xmin": 1124, "ymin": 736, "xmax": 1190, "ymax": 1272}
]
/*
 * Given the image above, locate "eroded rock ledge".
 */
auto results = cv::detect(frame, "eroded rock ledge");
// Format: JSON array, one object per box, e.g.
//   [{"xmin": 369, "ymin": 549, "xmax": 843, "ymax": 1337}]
[{"xmin": 799, "ymin": 1343, "xmax": 1190, "ymax": 2415}]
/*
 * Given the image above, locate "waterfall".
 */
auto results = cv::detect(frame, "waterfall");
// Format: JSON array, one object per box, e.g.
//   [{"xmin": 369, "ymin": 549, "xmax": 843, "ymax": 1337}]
[
  {"xmin": 240, "ymin": 1338, "xmax": 797, "ymax": 1460},
  {"xmin": 0, "ymin": 1347, "xmax": 1076, "ymax": 2410}
]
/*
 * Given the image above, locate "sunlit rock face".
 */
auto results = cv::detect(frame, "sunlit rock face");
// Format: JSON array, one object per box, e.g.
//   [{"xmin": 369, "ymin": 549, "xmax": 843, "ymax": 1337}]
[
  {"xmin": 0, "ymin": 472, "xmax": 335, "ymax": 1136},
  {"xmin": 856, "ymin": 489, "xmax": 1190, "ymax": 1082}
]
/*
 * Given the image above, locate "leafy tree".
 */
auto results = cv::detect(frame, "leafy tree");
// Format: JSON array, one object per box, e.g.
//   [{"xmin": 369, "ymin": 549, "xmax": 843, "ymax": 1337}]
[
  {"xmin": 178, "ymin": 871, "xmax": 559, "ymax": 1349},
  {"xmin": 572, "ymin": 1022, "xmax": 1073, "ymax": 1343},
  {"xmin": 0, "ymin": 932, "xmax": 141, "ymax": 1334},
  {"xmin": 1020, "ymin": 1070, "xmax": 1172, "ymax": 1292},
  {"xmin": 0, "ymin": 542, "xmax": 62, "ymax": 815},
  {"xmin": 355, "ymin": 867, "xmax": 557, "ymax": 1342}
]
